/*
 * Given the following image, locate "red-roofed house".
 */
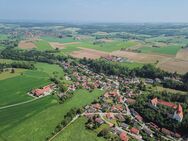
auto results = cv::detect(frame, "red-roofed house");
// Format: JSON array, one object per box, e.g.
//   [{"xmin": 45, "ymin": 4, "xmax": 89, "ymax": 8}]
[
  {"xmin": 151, "ymin": 98, "xmax": 177, "ymax": 109},
  {"xmin": 106, "ymin": 113, "xmax": 115, "ymax": 120},
  {"xmin": 32, "ymin": 84, "xmax": 53, "ymax": 97},
  {"xmin": 173, "ymin": 104, "xmax": 183, "ymax": 122},
  {"xmin": 130, "ymin": 127, "xmax": 139, "ymax": 135},
  {"xmin": 120, "ymin": 132, "xmax": 128, "ymax": 141}
]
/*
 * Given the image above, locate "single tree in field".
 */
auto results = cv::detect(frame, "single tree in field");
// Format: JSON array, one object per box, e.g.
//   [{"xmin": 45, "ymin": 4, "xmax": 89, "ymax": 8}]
[{"xmin": 11, "ymin": 68, "xmax": 15, "ymax": 73}]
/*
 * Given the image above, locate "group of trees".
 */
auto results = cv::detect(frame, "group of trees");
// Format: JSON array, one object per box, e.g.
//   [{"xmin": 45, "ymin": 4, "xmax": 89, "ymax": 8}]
[
  {"xmin": 0, "ymin": 62, "xmax": 35, "ymax": 72},
  {"xmin": 0, "ymin": 48, "xmax": 68, "ymax": 64}
]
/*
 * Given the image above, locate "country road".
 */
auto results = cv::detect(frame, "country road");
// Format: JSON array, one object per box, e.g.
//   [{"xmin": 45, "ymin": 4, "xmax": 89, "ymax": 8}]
[{"xmin": 0, "ymin": 98, "xmax": 38, "ymax": 110}]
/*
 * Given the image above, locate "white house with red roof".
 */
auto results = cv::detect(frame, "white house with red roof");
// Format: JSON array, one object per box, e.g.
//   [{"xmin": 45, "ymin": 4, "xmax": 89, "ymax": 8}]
[
  {"xmin": 173, "ymin": 104, "xmax": 183, "ymax": 122},
  {"xmin": 32, "ymin": 84, "xmax": 53, "ymax": 97}
]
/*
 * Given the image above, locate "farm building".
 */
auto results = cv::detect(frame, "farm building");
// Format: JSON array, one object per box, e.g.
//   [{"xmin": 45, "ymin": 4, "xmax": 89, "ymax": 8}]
[{"xmin": 32, "ymin": 84, "xmax": 54, "ymax": 97}]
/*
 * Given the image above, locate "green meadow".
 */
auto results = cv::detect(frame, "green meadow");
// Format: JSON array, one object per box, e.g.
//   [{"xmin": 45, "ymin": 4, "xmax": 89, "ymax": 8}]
[
  {"xmin": 0, "ymin": 89, "xmax": 104, "ymax": 141},
  {"xmin": 41, "ymin": 36, "xmax": 76, "ymax": 43},
  {"xmin": 34, "ymin": 40, "xmax": 53, "ymax": 51},
  {"xmin": 0, "ymin": 68, "xmax": 26, "ymax": 80},
  {"xmin": 54, "ymin": 117, "xmax": 106, "ymax": 141},
  {"xmin": 0, "ymin": 34, "xmax": 7, "ymax": 40},
  {"xmin": 0, "ymin": 62, "xmax": 64, "ymax": 107},
  {"xmin": 139, "ymin": 45, "xmax": 182, "ymax": 55},
  {"xmin": 0, "ymin": 73, "xmax": 49, "ymax": 107},
  {"xmin": 58, "ymin": 40, "xmax": 138, "ymax": 54}
]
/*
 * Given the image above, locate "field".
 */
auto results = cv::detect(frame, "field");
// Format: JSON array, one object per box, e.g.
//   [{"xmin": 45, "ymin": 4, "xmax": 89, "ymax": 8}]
[
  {"xmin": 34, "ymin": 62, "xmax": 64, "ymax": 78},
  {"xmin": 70, "ymin": 47, "xmax": 109, "ymax": 59},
  {"xmin": 138, "ymin": 45, "xmax": 182, "ymax": 55},
  {"xmin": 176, "ymin": 48, "xmax": 188, "ymax": 61},
  {"xmin": 0, "ymin": 68, "xmax": 26, "ymax": 80},
  {"xmin": 157, "ymin": 59, "xmax": 188, "ymax": 74},
  {"xmin": 0, "ymin": 34, "xmax": 7, "ymax": 40},
  {"xmin": 18, "ymin": 40, "xmax": 36, "ymax": 49},
  {"xmin": 34, "ymin": 40, "xmax": 53, "ymax": 51},
  {"xmin": 111, "ymin": 50, "xmax": 171, "ymax": 63},
  {"xmin": 49, "ymin": 42, "xmax": 80, "ymax": 50},
  {"xmin": 0, "ymin": 72, "xmax": 49, "ymax": 107},
  {"xmin": 42, "ymin": 36, "xmax": 77, "ymax": 43},
  {"xmin": 53, "ymin": 117, "xmax": 106, "ymax": 141},
  {"xmin": 0, "ymin": 89, "xmax": 104, "ymax": 141},
  {"xmin": 0, "ymin": 62, "xmax": 65, "ymax": 107}
]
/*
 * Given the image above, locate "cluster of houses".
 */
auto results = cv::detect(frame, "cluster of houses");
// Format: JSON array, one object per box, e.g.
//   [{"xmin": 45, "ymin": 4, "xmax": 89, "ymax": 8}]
[
  {"xmin": 102, "ymin": 55, "xmax": 130, "ymax": 63},
  {"xmin": 61, "ymin": 60, "xmax": 184, "ymax": 140}
]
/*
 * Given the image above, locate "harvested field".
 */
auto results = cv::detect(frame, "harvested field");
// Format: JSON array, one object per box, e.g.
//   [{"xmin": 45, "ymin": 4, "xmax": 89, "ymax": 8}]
[
  {"xmin": 49, "ymin": 42, "xmax": 80, "ymax": 49},
  {"xmin": 111, "ymin": 50, "xmax": 171, "ymax": 63},
  {"xmin": 70, "ymin": 47, "xmax": 109, "ymax": 59},
  {"xmin": 18, "ymin": 40, "xmax": 36, "ymax": 49},
  {"xmin": 158, "ymin": 59, "xmax": 188, "ymax": 74},
  {"xmin": 176, "ymin": 48, "xmax": 188, "ymax": 61}
]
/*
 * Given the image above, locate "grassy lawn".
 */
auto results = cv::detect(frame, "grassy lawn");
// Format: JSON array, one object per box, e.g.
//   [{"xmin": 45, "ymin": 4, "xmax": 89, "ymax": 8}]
[
  {"xmin": 0, "ymin": 68, "xmax": 26, "ymax": 80},
  {"xmin": 0, "ymin": 89, "xmax": 104, "ymax": 141},
  {"xmin": 34, "ymin": 40, "xmax": 53, "ymax": 51},
  {"xmin": 139, "ymin": 45, "xmax": 182, "ymax": 55},
  {"xmin": 41, "ymin": 36, "xmax": 76, "ymax": 43},
  {"xmin": 0, "ymin": 34, "xmax": 8, "ymax": 40},
  {"xmin": 53, "ymin": 117, "xmax": 106, "ymax": 141}
]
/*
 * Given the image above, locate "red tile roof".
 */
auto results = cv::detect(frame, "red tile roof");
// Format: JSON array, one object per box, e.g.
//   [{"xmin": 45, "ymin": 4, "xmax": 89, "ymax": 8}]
[
  {"xmin": 33, "ymin": 85, "xmax": 52, "ymax": 96},
  {"xmin": 130, "ymin": 127, "xmax": 139, "ymax": 135},
  {"xmin": 176, "ymin": 104, "xmax": 183, "ymax": 118},
  {"xmin": 120, "ymin": 132, "xmax": 128, "ymax": 141},
  {"xmin": 151, "ymin": 98, "xmax": 177, "ymax": 109}
]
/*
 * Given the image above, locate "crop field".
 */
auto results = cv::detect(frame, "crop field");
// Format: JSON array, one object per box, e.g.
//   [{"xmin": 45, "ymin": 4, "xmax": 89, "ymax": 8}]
[
  {"xmin": 35, "ymin": 62, "xmax": 64, "ymax": 78},
  {"xmin": 176, "ymin": 48, "xmax": 188, "ymax": 61},
  {"xmin": 70, "ymin": 47, "xmax": 109, "ymax": 59},
  {"xmin": 0, "ymin": 34, "xmax": 7, "ymax": 40},
  {"xmin": 138, "ymin": 45, "xmax": 182, "ymax": 55},
  {"xmin": 0, "ymin": 89, "xmax": 104, "ymax": 141},
  {"xmin": 34, "ymin": 40, "xmax": 53, "ymax": 51},
  {"xmin": 64, "ymin": 40, "xmax": 138, "ymax": 52},
  {"xmin": 111, "ymin": 50, "xmax": 171, "ymax": 63},
  {"xmin": 53, "ymin": 117, "xmax": 106, "ymax": 141},
  {"xmin": 42, "ymin": 36, "xmax": 77, "ymax": 43},
  {"xmin": 18, "ymin": 40, "xmax": 36, "ymax": 49},
  {"xmin": 0, "ymin": 72, "xmax": 50, "ymax": 107},
  {"xmin": 157, "ymin": 59, "xmax": 188, "ymax": 74},
  {"xmin": 0, "ymin": 62, "xmax": 64, "ymax": 107},
  {"xmin": 0, "ymin": 68, "xmax": 26, "ymax": 80}
]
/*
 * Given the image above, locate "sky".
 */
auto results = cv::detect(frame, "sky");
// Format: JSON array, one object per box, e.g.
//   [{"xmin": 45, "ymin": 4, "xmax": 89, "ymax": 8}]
[{"xmin": 0, "ymin": 0, "xmax": 188, "ymax": 23}]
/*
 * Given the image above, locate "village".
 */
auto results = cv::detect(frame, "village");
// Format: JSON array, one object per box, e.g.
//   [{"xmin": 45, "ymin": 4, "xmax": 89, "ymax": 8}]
[
  {"xmin": 47, "ymin": 59, "xmax": 183, "ymax": 141},
  {"xmin": 25, "ymin": 57, "xmax": 185, "ymax": 141}
]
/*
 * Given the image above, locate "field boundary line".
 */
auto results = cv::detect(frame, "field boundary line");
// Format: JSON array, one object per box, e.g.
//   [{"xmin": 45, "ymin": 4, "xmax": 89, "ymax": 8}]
[{"xmin": 0, "ymin": 98, "xmax": 39, "ymax": 110}]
